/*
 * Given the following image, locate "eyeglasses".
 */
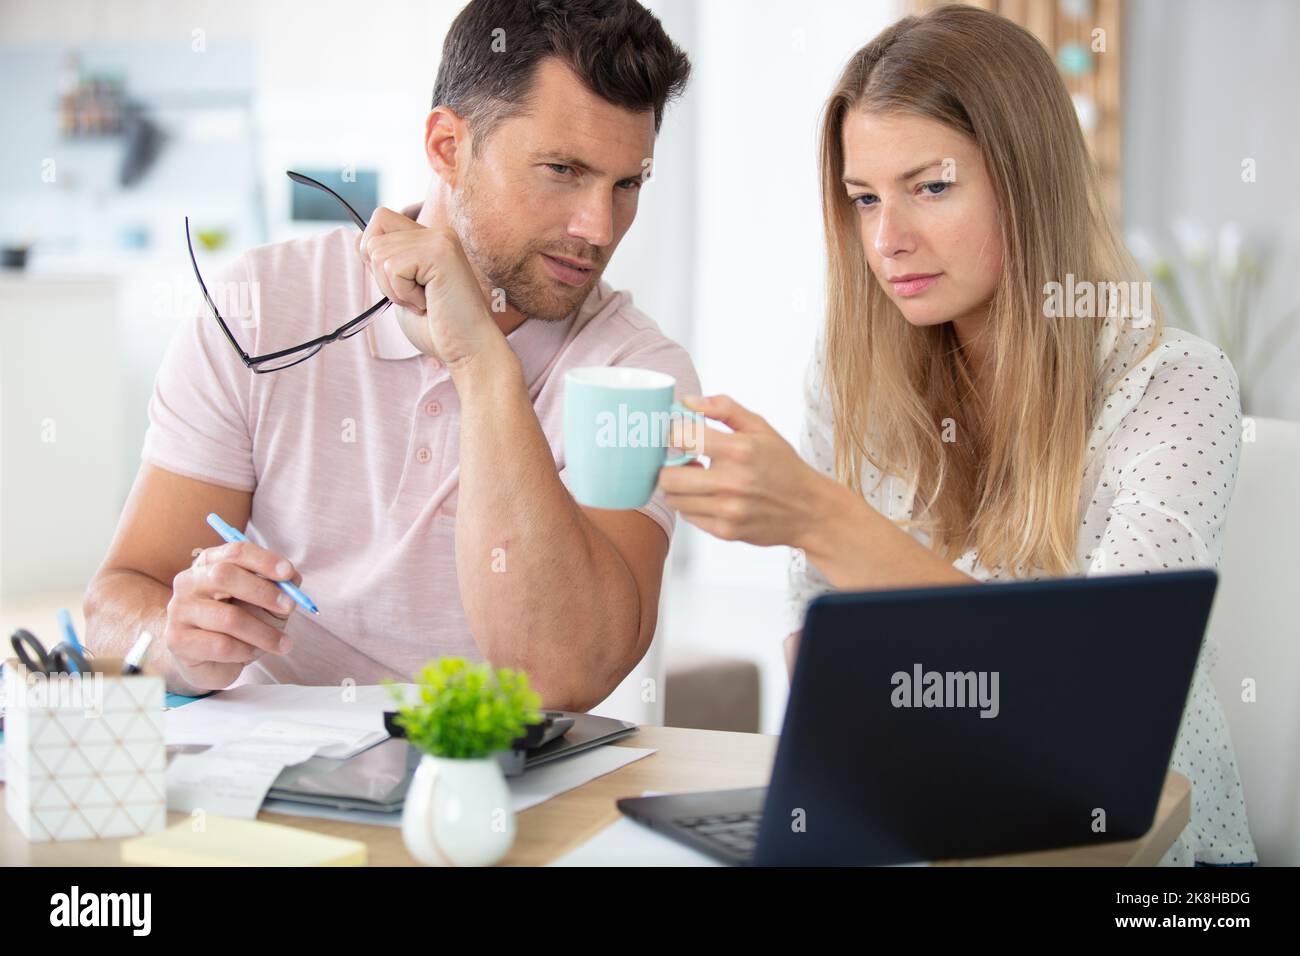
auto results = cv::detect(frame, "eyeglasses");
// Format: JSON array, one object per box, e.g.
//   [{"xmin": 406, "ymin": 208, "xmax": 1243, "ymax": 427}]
[{"xmin": 185, "ymin": 170, "xmax": 392, "ymax": 373}]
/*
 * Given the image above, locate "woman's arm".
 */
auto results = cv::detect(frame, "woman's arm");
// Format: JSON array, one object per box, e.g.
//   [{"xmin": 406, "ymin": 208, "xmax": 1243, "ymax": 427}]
[
  {"xmin": 661, "ymin": 392, "xmax": 974, "ymax": 683},
  {"xmin": 796, "ymin": 470, "xmax": 975, "ymax": 590},
  {"xmin": 660, "ymin": 393, "xmax": 975, "ymax": 591},
  {"xmin": 779, "ymin": 480, "xmax": 975, "ymax": 677}
]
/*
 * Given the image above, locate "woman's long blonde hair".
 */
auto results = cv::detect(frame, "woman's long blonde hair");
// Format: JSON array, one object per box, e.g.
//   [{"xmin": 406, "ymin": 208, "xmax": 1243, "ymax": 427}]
[{"xmin": 819, "ymin": 3, "xmax": 1160, "ymax": 574}]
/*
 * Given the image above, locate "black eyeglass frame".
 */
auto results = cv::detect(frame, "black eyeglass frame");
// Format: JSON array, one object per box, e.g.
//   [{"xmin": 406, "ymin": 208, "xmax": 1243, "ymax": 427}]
[{"xmin": 184, "ymin": 170, "xmax": 391, "ymax": 373}]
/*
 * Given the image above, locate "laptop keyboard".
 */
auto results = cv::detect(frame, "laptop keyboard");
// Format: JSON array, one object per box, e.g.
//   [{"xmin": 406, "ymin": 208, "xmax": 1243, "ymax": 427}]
[{"xmin": 675, "ymin": 812, "xmax": 763, "ymax": 859}]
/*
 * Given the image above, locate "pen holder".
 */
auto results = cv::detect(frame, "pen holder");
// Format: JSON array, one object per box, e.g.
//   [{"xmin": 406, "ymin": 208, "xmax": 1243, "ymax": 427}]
[{"xmin": 3, "ymin": 656, "xmax": 165, "ymax": 842}]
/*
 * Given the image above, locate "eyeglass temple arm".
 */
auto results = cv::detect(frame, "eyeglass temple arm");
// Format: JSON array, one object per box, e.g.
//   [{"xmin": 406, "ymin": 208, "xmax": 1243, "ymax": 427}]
[
  {"xmin": 285, "ymin": 170, "xmax": 369, "ymax": 230},
  {"xmin": 184, "ymin": 216, "xmax": 253, "ymax": 364}
]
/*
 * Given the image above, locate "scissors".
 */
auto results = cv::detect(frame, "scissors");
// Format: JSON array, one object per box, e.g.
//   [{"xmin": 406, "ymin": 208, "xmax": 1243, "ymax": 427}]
[{"xmin": 9, "ymin": 628, "xmax": 91, "ymax": 676}]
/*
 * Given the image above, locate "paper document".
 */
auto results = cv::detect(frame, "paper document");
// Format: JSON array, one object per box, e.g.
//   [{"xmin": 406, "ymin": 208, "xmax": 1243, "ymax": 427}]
[
  {"xmin": 166, "ymin": 752, "xmax": 288, "ymax": 819},
  {"xmin": 206, "ymin": 737, "xmax": 324, "ymax": 767},
  {"xmin": 164, "ymin": 683, "xmax": 414, "ymax": 750},
  {"xmin": 166, "ymin": 729, "xmax": 329, "ymax": 818},
  {"xmin": 551, "ymin": 815, "xmax": 724, "ymax": 866},
  {"xmin": 244, "ymin": 720, "xmax": 387, "ymax": 759}
]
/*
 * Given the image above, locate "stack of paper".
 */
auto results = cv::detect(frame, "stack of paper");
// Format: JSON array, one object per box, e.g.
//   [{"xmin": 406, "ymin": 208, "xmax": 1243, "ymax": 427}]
[
  {"xmin": 161, "ymin": 684, "xmax": 654, "ymax": 826},
  {"xmin": 260, "ymin": 744, "xmax": 657, "ymax": 826},
  {"xmin": 161, "ymin": 685, "xmax": 403, "ymax": 819},
  {"xmin": 165, "ymin": 720, "xmax": 388, "ymax": 819}
]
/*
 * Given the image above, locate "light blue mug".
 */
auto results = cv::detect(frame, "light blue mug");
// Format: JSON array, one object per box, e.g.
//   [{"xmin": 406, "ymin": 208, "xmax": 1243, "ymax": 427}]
[{"xmin": 564, "ymin": 367, "xmax": 702, "ymax": 509}]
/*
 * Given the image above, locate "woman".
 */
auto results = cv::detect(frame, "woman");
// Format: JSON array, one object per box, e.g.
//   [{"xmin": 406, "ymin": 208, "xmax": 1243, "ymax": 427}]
[{"xmin": 662, "ymin": 5, "xmax": 1255, "ymax": 866}]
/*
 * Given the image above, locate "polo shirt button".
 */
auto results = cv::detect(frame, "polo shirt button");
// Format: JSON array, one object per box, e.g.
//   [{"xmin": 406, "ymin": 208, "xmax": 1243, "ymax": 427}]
[
  {"xmin": 425, "ymin": 401, "xmax": 441, "ymax": 417},
  {"xmin": 430, "ymin": 358, "xmax": 443, "ymax": 369},
  {"xmin": 416, "ymin": 447, "xmax": 432, "ymax": 464}
]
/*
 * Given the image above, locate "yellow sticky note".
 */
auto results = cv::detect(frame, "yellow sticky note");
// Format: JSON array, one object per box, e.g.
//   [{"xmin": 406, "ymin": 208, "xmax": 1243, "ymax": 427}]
[{"xmin": 121, "ymin": 816, "xmax": 367, "ymax": 867}]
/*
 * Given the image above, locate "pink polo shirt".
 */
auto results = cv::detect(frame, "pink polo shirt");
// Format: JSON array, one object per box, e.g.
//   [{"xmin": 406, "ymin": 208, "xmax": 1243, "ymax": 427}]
[{"xmin": 142, "ymin": 219, "xmax": 699, "ymax": 687}]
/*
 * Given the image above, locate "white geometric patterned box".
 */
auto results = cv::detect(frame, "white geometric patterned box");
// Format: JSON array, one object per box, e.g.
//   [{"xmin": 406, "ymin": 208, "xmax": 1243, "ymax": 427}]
[{"xmin": 4, "ymin": 657, "xmax": 166, "ymax": 842}]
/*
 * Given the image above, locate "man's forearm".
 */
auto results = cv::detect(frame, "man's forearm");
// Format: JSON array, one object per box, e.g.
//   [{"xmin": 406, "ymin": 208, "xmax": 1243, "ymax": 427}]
[
  {"xmin": 82, "ymin": 569, "xmax": 205, "ymax": 696},
  {"xmin": 451, "ymin": 343, "xmax": 643, "ymax": 711}
]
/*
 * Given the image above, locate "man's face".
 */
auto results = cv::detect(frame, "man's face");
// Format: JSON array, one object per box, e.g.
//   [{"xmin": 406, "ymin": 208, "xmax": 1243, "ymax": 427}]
[{"xmin": 450, "ymin": 58, "xmax": 657, "ymax": 322}]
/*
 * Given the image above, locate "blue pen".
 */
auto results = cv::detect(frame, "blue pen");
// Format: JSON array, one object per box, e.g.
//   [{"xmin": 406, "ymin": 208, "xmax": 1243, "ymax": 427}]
[
  {"xmin": 205, "ymin": 512, "xmax": 319, "ymax": 615},
  {"xmin": 56, "ymin": 607, "xmax": 84, "ymax": 653},
  {"xmin": 56, "ymin": 607, "xmax": 85, "ymax": 673}
]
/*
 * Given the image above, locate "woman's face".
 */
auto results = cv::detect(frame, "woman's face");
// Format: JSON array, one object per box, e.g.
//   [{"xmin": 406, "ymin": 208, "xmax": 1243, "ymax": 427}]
[{"xmin": 841, "ymin": 110, "xmax": 1003, "ymax": 334}]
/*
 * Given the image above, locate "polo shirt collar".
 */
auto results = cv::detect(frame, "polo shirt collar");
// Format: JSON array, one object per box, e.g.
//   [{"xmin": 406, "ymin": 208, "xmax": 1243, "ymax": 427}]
[
  {"xmin": 363, "ymin": 204, "xmax": 594, "ymax": 386},
  {"xmin": 366, "ymin": 292, "xmax": 582, "ymax": 385}
]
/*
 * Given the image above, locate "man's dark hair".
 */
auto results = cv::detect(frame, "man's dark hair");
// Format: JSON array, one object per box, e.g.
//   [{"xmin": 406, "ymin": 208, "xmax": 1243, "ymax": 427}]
[{"xmin": 432, "ymin": 0, "xmax": 691, "ymax": 149}]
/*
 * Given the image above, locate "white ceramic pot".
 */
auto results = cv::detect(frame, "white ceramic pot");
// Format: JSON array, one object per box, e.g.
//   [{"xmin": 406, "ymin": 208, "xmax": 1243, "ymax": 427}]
[{"xmin": 401, "ymin": 754, "xmax": 515, "ymax": 866}]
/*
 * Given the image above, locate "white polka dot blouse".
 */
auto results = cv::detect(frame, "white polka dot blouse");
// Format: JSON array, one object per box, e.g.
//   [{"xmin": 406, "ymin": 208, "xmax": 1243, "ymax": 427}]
[{"xmin": 788, "ymin": 318, "xmax": 1257, "ymax": 866}]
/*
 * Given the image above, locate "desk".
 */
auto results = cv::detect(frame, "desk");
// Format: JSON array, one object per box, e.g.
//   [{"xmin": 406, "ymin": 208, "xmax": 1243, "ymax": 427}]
[{"xmin": 0, "ymin": 725, "xmax": 1190, "ymax": 866}]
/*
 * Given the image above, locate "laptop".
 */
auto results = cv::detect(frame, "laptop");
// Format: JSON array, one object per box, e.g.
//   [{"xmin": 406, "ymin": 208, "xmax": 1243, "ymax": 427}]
[{"xmin": 618, "ymin": 569, "xmax": 1217, "ymax": 866}]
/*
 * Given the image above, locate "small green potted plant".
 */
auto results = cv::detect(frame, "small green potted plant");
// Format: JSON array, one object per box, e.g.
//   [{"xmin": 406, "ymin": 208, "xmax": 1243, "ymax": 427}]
[{"xmin": 389, "ymin": 657, "xmax": 541, "ymax": 867}]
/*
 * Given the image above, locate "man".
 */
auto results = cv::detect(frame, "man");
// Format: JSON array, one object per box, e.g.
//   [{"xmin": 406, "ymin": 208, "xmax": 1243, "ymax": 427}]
[{"xmin": 83, "ymin": 0, "xmax": 698, "ymax": 711}]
